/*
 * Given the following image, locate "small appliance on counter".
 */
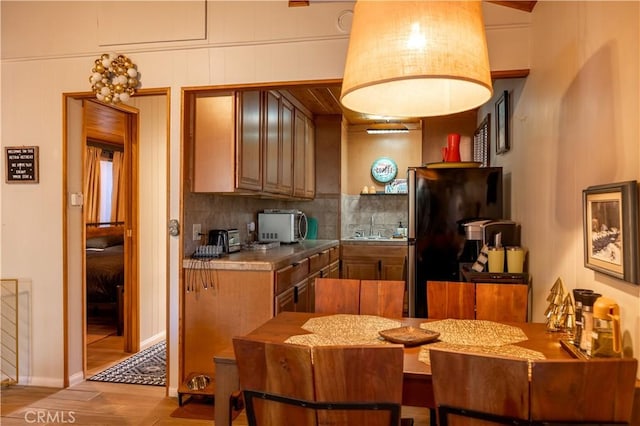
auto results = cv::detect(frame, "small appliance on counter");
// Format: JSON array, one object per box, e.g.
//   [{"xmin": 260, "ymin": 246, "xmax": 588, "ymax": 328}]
[
  {"xmin": 258, "ymin": 209, "xmax": 308, "ymax": 243},
  {"xmin": 208, "ymin": 229, "xmax": 229, "ymax": 254},
  {"xmin": 227, "ymin": 228, "xmax": 241, "ymax": 253},
  {"xmin": 192, "ymin": 229, "xmax": 230, "ymax": 259}
]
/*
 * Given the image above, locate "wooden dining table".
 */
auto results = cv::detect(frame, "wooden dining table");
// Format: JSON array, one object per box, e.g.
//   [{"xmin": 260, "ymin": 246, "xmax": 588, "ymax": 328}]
[{"xmin": 213, "ymin": 311, "xmax": 580, "ymax": 426}]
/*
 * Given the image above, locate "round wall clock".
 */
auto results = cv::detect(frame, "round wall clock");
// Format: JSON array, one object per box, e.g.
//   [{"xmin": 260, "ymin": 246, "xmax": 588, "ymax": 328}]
[{"xmin": 371, "ymin": 157, "xmax": 398, "ymax": 183}]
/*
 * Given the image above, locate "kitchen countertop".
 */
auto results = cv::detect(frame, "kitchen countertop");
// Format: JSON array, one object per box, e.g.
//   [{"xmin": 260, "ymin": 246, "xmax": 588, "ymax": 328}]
[
  {"xmin": 340, "ymin": 237, "xmax": 408, "ymax": 246},
  {"xmin": 183, "ymin": 239, "xmax": 339, "ymax": 271}
]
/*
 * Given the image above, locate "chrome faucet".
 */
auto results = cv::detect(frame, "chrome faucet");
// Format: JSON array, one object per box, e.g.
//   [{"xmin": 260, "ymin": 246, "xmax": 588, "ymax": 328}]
[{"xmin": 369, "ymin": 215, "xmax": 374, "ymax": 237}]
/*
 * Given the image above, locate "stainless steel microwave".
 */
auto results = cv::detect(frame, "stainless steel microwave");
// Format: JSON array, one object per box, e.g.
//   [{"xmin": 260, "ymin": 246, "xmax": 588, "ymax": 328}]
[{"xmin": 258, "ymin": 210, "xmax": 307, "ymax": 243}]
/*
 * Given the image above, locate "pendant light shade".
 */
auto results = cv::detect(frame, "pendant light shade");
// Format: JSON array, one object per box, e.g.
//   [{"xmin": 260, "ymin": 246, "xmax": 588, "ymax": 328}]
[{"xmin": 340, "ymin": 1, "xmax": 493, "ymax": 117}]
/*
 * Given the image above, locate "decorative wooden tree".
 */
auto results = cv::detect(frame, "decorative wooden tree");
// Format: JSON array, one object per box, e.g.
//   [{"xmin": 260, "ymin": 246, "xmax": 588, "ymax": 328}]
[{"xmin": 544, "ymin": 277, "xmax": 576, "ymax": 333}]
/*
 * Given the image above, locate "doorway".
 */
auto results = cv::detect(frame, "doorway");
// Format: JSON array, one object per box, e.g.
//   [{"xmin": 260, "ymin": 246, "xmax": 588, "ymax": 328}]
[
  {"xmin": 84, "ymin": 99, "xmax": 139, "ymax": 371},
  {"xmin": 63, "ymin": 90, "xmax": 169, "ymax": 387}
]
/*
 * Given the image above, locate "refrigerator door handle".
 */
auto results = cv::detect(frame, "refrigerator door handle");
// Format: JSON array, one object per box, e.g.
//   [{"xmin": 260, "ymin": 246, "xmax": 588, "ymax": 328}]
[
  {"xmin": 407, "ymin": 167, "xmax": 417, "ymax": 317},
  {"xmin": 407, "ymin": 242, "xmax": 416, "ymax": 317}
]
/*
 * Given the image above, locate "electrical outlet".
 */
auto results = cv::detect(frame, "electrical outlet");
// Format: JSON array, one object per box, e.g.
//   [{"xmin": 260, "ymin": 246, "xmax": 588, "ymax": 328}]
[{"xmin": 192, "ymin": 224, "xmax": 202, "ymax": 241}]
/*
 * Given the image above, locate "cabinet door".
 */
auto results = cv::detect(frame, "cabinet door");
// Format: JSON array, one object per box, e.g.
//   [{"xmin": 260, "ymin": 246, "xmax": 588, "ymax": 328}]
[
  {"xmin": 280, "ymin": 97, "xmax": 294, "ymax": 194},
  {"xmin": 304, "ymin": 115, "xmax": 315, "ymax": 198},
  {"xmin": 263, "ymin": 90, "xmax": 280, "ymax": 194},
  {"xmin": 237, "ymin": 90, "xmax": 262, "ymax": 191},
  {"xmin": 182, "ymin": 269, "xmax": 272, "ymax": 381},
  {"xmin": 294, "ymin": 279, "xmax": 309, "ymax": 312},
  {"xmin": 341, "ymin": 259, "xmax": 379, "ymax": 280},
  {"xmin": 475, "ymin": 283, "xmax": 528, "ymax": 322},
  {"xmin": 293, "ymin": 109, "xmax": 306, "ymax": 197},
  {"xmin": 307, "ymin": 271, "xmax": 320, "ymax": 313},
  {"xmin": 381, "ymin": 256, "xmax": 405, "ymax": 281},
  {"xmin": 275, "ymin": 285, "xmax": 295, "ymax": 314},
  {"xmin": 426, "ymin": 281, "xmax": 475, "ymax": 320},
  {"xmin": 192, "ymin": 93, "xmax": 236, "ymax": 192},
  {"xmin": 328, "ymin": 260, "xmax": 340, "ymax": 278}
]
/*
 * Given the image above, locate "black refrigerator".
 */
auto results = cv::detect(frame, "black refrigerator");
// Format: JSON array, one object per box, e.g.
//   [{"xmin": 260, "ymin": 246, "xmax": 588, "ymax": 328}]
[{"xmin": 407, "ymin": 166, "xmax": 503, "ymax": 318}]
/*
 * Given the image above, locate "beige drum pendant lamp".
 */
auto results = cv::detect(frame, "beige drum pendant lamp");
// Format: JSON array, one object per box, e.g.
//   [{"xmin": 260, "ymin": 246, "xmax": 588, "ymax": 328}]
[{"xmin": 340, "ymin": 1, "xmax": 493, "ymax": 117}]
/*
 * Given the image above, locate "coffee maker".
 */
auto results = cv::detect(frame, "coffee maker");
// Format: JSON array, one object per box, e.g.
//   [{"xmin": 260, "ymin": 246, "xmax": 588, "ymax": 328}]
[{"xmin": 459, "ymin": 219, "xmax": 521, "ymax": 272}]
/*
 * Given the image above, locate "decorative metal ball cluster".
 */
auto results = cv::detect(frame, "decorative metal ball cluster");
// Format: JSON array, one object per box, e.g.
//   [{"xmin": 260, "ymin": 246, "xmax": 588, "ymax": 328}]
[{"xmin": 89, "ymin": 53, "xmax": 140, "ymax": 104}]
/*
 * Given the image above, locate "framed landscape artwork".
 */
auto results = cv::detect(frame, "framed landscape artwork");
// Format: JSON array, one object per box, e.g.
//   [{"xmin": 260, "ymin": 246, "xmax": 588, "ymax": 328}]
[{"xmin": 583, "ymin": 181, "xmax": 639, "ymax": 284}]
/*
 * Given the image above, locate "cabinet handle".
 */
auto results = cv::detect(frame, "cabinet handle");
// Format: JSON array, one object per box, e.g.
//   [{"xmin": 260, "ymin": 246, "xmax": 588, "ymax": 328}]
[
  {"xmin": 293, "ymin": 286, "xmax": 299, "ymax": 304},
  {"xmin": 378, "ymin": 260, "xmax": 382, "ymax": 272}
]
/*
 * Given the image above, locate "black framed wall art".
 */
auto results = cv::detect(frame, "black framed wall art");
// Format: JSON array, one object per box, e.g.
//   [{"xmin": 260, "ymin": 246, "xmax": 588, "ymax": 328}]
[
  {"xmin": 583, "ymin": 181, "xmax": 639, "ymax": 284},
  {"xmin": 495, "ymin": 90, "xmax": 510, "ymax": 155}
]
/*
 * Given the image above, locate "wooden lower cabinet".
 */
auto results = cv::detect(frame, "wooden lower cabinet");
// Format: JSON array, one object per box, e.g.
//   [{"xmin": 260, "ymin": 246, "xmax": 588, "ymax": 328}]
[
  {"xmin": 275, "ymin": 248, "xmax": 339, "ymax": 314},
  {"xmin": 341, "ymin": 244, "xmax": 407, "ymax": 281},
  {"xmin": 426, "ymin": 280, "xmax": 529, "ymax": 322},
  {"xmin": 275, "ymin": 278, "xmax": 309, "ymax": 314},
  {"xmin": 182, "ymin": 269, "xmax": 273, "ymax": 383},
  {"xmin": 180, "ymin": 244, "xmax": 339, "ymax": 393}
]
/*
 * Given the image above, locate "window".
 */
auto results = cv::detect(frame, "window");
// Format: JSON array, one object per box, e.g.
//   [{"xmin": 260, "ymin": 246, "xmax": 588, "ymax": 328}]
[{"xmin": 99, "ymin": 158, "xmax": 113, "ymax": 223}]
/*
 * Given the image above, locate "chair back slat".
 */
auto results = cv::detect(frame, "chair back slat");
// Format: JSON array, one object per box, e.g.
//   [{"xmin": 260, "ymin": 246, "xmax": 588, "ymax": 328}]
[
  {"xmin": 234, "ymin": 337, "xmax": 404, "ymax": 426},
  {"xmin": 360, "ymin": 280, "xmax": 405, "ymax": 318},
  {"xmin": 314, "ymin": 278, "xmax": 360, "ymax": 314},
  {"xmin": 530, "ymin": 357, "xmax": 638, "ymax": 423},
  {"xmin": 314, "ymin": 345, "xmax": 404, "ymax": 426},
  {"xmin": 430, "ymin": 349, "xmax": 530, "ymax": 423},
  {"xmin": 233, "ymin": 338, "xmax": 316, "ymax": 425}
]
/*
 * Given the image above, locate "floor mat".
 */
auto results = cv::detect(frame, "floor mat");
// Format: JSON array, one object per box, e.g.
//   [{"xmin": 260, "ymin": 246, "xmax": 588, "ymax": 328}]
[{"xmin": 88, "ymin": 341, "xmax": 165, "ymax": 386}]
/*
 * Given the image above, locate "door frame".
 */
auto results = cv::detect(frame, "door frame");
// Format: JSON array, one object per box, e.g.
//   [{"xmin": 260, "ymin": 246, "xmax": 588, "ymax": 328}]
[{"xmin": 62, "ymin": 88, "xmax": 170, "ymax": 387}]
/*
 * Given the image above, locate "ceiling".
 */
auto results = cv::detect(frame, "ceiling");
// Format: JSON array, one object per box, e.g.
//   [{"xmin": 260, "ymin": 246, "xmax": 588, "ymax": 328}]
[
  {"xmin": 290, "ymin": 1, "xmax": 537, "ymax": 13},
  {"xmin": 283, "ymin": 1, "xmax": 537, "ymax": 125}
]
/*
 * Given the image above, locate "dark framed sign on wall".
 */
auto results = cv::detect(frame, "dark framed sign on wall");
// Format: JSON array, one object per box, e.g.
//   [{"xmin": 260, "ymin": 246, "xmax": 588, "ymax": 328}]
[
  {"xmin": 495, "ymin": 90, "xmax": 510, "ymax": 155},
  {"xmin": 5, "ymin": 146, "xmax": 39, "ymax": 183}
]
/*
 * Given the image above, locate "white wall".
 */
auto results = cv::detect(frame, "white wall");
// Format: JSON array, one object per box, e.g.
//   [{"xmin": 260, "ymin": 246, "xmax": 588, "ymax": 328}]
[
  {"xmin": 478, "ymin": 1, "xmax": 640, "ymax": 362},
  {"xmin": 11, "ymin": 0, "xmax": 629, "ymax": 392}
]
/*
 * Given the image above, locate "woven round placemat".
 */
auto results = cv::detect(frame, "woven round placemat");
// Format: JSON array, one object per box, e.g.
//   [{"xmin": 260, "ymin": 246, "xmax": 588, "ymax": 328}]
[{"xmin": 285, "ymin": 314, "xmax": 401, "ymax": 346}]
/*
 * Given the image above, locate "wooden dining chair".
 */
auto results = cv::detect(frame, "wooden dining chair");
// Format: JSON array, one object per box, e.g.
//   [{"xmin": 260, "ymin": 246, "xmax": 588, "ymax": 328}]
[
  {"xmin": 314, "ymin": 278, "xmax": 361, "ymax": 314},
  {"xmin": 429, "ymin": 348, "xmax": 530, "ymax": 426},
  {"xmin": 233, "ymin": 336, "xmax": 404, "ymax": 426},
  {"xmin": 360, "ymin": 280, "xmax": 406, "ymax": 318},
  {"xmin": 529, "ymin": 357, "xmax": 638, "ymax": 425}
]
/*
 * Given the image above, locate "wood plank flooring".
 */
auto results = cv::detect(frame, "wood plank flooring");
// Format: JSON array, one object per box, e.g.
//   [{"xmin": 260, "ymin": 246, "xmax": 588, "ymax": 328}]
[{"xmin": 1, "ymin": 334, "xmax": 431, "ymax": 425}]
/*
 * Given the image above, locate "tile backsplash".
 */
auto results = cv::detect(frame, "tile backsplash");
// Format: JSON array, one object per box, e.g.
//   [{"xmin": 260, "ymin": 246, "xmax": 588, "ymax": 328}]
[
  {"xmin": 184, "ymin": 192, "xmax": 340, "ymax": 255},
  {"xmin": 341, "ymin": 194, "xmax": 408, "ymax": 239},
  {"xmin": 184, "ymin": 191, "xmax": 407, "ymax": 255}
]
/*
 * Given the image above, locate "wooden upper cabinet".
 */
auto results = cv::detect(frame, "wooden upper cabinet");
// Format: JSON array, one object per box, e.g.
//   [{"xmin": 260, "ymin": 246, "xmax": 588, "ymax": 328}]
[
  {"xmin": 293, "ymin": 109, "xmax": 306, "ymax": 198},
  {"xmin": 280, "ymin": 97, "xmax": 294, "ymax": 194},
  {"xmin": 237, "ymin": 90, "xmax": 263, "ymax": 191},
  {"xmin": 192, "ymin": 90, "xmax": 262, "ymax": 193},
  {"xmin": 263, "ymin": 90, "xmax": 281, "ymax": 194},
  {"xmin": 263, "ymin": 91, "xmax": 294, "ymax": 196},
  {"xmin": 192, "ymin": 92, "xmax": 237, "ymax": 193},
  {"xmin": 304, "ymin": 115, "xmax": 315, "ymax": 199},
  {"xmin": 293, "ymin": 108, "xmax": 315, "ymax": 199},
  {"xmin": 191, "ymin": 88, "xmax": 314, "ymax": 198}
]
